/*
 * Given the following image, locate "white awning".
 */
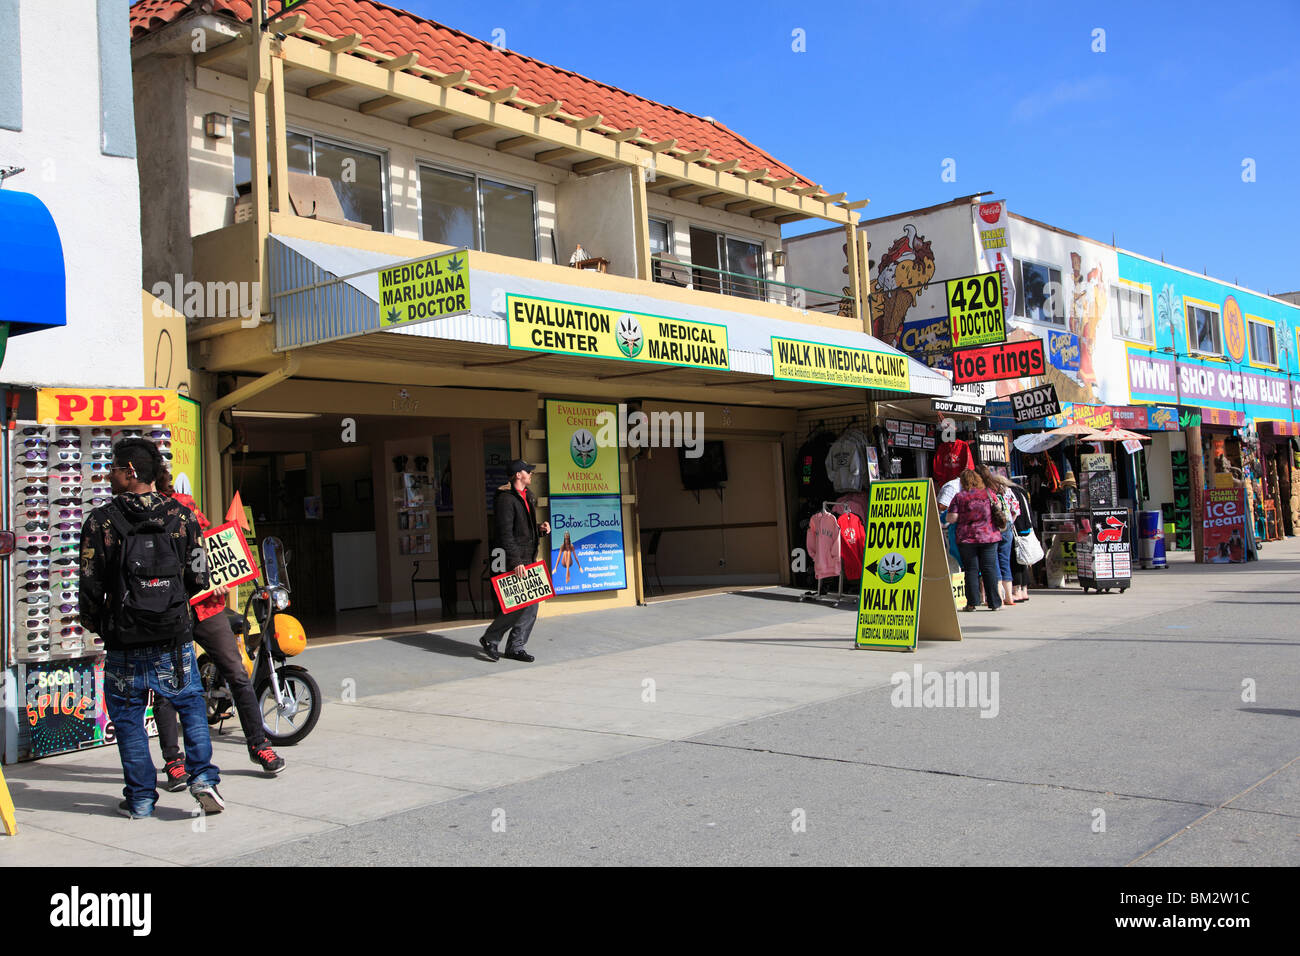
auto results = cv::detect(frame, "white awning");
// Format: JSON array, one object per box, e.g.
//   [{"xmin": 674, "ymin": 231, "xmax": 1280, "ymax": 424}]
[{"xmin": 268, "ymin": 234, "xmax": 951, "ymax": 397}]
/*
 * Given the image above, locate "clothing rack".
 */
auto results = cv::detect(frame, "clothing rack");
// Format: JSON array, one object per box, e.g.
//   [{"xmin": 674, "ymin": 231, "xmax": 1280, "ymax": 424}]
[{"xmin": 801, "ymin": 500, "xmax": 851, "ymax": 607}]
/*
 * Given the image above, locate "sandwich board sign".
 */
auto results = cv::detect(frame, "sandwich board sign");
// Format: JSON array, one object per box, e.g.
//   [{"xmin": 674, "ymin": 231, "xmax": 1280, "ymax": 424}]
[{"xmin": 855, "ymin": 480, "xmax": 962, "ymax": 651}]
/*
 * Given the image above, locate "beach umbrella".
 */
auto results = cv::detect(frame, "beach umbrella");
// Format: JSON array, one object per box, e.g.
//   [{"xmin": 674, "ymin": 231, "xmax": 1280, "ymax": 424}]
[{"xmin": 1088, "ymin": 426, "xmax": 1150, "ymax": 443}]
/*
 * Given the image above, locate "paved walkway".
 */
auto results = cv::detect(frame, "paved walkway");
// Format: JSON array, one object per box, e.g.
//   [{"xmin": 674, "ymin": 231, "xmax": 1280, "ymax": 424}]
[{"xmin": 2, "ymin": 541, "xmax": 1297, "ymax": 865}]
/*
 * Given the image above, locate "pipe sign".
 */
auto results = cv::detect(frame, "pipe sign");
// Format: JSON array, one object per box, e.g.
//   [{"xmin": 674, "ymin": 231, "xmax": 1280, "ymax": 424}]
[
  {"xmin": 946, "ymin": 271, "xmax": 1007, "ymax": 348},
  {"xmin": 36, "ymin": 389, "xmax": 179, "ymax": 425}
]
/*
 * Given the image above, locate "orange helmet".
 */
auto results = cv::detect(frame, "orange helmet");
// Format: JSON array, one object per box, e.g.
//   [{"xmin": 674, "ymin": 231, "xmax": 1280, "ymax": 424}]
[{"xmin": 272, "ymin": 613, "xmax": 306, "ymax": 656}]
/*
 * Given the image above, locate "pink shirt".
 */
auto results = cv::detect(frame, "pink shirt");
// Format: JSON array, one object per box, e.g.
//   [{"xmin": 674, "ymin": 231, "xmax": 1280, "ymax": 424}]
[
  {"xmin": 806, "ymin": 511, "xmax": 841, "ymax": 579},
  {"xmin": 949, "ymin": 489, "xmax": 1003, "ymax": 544}
]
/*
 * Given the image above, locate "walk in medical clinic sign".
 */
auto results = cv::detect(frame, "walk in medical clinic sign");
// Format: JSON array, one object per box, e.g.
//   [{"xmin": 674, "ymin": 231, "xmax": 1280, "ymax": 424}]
[
  {"xmin": 854, "ymin": 480, "xmax": 961, "ymax": 651},
  {"xmin": 36, "ymin": 388, "xmax": 179, "ymax": 425},
  {"xmin": 771, "ymin": 337, "xmax": 911, "ymax": 392}
]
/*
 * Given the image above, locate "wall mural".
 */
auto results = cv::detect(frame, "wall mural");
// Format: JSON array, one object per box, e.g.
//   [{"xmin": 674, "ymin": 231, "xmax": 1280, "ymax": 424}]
[{"xmin": 869, "ymin": 224, "xmax": 937, "ymax": 347}]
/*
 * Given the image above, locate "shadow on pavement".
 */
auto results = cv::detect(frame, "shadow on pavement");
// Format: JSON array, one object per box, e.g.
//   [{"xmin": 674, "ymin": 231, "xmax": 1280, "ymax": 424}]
[
  {"xmin": 385, "ymin": 631, "xmax": 485, "ymax": 659},
  {"xmin": 1238, "ymin": 707, "xmax": 1300, "ymax": 718}
]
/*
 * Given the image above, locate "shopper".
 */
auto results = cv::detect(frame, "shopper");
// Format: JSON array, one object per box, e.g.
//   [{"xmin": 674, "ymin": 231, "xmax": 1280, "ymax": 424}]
[
  {"xmin": 977, "ymin": 465, "xmax": 1020, "ymax": 607},
  {"xmin": 78, "ymin": 437, "xmax": 224, "ymax": 818},
  {"xmin": 479, "ymin": 460, "xmax": 550, "ymax": 663},
  {"xmin": 150, "ymin": 470, "xmax": 285, "ymax": 791},
  {"xmin": 936, "ymin": 476, "xmax": 963, "ymax": 566},
  {"xmin": 946, "ymin": 469, "xmax": 1003, "ymax": 612},
  {"xmin": 1008, "ymin": 479, "xmax": 1035, "ymax": 602}
]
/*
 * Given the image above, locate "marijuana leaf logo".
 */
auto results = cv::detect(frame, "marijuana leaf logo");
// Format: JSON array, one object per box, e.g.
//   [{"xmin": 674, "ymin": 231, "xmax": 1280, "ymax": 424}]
[
  {"xmin": 386, "ymin": 306, "xmax": 403, "ymax": 323},
  {"xmin": 446, "ymin": 254, "xmax": 464, "ymax": 273}
]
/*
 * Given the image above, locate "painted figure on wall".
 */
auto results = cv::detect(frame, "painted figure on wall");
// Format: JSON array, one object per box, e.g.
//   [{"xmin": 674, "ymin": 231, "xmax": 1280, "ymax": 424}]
[
  {"xmin": 869, "ymin": 224, "xmax": 936, "ymax": 347},
  {"xmin": 1069, "ymin": 251, "xmax": 1107, "ymax": 391}
]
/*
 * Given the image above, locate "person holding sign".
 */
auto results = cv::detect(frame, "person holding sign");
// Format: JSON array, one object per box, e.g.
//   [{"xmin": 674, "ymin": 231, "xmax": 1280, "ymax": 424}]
[
  {"xmin": 150, "ymin": 472, "xmax": 285, "ymax": 787},
  {"xmin": 78, "ymin": 438, "xmax": 224, "ymax": 819},
  {"xmin": 478, "ymin": 460, "xmax": 551, "ymax": 663}
]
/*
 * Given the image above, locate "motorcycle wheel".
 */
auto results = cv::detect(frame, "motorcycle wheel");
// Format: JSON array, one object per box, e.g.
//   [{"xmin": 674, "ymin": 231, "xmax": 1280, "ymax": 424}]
[
  {"xmin": 199, "ymin": 657, "xmax": 228, "ymax": 726},
  {"xmin": 256, "ymin": 665, "xmax": 321, "ymax": 745}
]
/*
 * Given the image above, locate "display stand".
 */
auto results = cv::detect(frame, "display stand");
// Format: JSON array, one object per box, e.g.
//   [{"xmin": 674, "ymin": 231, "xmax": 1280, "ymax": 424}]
[
  {"xmin": 1075, "ymin": 507, "xmax": 1132, "ymax": 594},
  {"xmin": 801, "ymin": 501, "xmax": 850, "ymax": 607}
]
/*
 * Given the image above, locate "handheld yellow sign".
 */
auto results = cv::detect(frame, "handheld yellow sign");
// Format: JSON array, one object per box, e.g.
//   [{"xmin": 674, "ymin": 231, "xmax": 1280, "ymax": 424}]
[
  {"xmin": 771, "ymin": 336, "xmax": 911, "ymax": 392},
  {"xmin": 378, "ymin": 250, "xmax": 470, "ymax": 328},
  {"xmin": 507, "ymin": 294, "xmax": 729, "ymax": 370},
  {"xmin": 947, "ymin": 271, "xmax": 1007, "ymax": 349},
  {"xmin": 190, "ymin": 523, "xmax": 261, "ymax": 604},
  {"xmin": 855, "ymin": 480, "xmax": 962, "ymax": 651}
]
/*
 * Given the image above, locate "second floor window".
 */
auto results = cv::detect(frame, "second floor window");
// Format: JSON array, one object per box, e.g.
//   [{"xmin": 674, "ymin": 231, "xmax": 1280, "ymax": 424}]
[
  {"xmin": 419, "ymin": 165, "xmax": 537, "ymax": 260},
  {"xmin": 1111, "ymin": 285, "xmax": 1153, "ymax": 344},
  {"xmin": 649, "ymin": 219, "xmax": 672, "ymax": 256},
  {"xmin": 1186, "ymin": 304, "xmax": 1221, "ymax": 356},
  {"xmin": 233, "ymin": 118, "xmax": 388, "ymax": 233},
  {"xmin": 1248, "ymin": 318, "xmax": 1276, "ymax": 366},
  {"xmin": 1014, "ymin": 258, "xmax": 1064, "ymax": 325}
]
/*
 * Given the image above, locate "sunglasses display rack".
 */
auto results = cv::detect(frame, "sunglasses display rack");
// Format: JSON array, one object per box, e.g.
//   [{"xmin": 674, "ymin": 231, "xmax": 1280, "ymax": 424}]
[{"xmin": 8, "ymin": 424, "xmax": 173, "ymax": 665}]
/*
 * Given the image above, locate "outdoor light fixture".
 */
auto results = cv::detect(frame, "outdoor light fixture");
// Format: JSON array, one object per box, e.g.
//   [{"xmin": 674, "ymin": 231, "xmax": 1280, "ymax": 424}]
[
  {"xmin": 204, "ymin": 112, "xmax": 230, "ymax": 140},
  {"xmin": 771, "ymin": 250, "xmax": 786, "ymax": 268}
]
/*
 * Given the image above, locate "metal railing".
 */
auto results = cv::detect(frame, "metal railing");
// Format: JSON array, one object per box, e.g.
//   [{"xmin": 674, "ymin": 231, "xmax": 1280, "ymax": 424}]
[{"xmin": 651, "ymin": 256, "xmax": 849, "ymax": 315}]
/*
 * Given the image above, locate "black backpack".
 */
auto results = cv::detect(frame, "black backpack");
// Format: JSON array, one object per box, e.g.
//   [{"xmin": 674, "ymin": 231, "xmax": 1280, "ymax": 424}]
[{"xmin": 103, "ymin": 502, "xmax": 192, "ymax": 647}]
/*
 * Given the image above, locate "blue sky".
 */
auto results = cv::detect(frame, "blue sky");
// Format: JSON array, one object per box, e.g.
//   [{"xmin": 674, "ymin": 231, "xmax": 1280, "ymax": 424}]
[{"xmin": 396, "ymin": 0, "xmax": 1297, "ymax": 293}]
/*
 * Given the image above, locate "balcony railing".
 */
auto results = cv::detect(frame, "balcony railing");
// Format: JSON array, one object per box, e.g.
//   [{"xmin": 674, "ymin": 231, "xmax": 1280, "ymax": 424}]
[{"xmin": 651, "ymin": 255, "xmax": 849, "ymax": 315}]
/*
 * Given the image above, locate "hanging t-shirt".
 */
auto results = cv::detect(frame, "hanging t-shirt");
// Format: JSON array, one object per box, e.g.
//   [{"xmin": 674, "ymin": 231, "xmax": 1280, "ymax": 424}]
[
  {"xmin": 838, "ymin": 511, "xmax": 866, "ymax": 580},
  {"xmin": 933, "ymin": 439, "xmax": 975, "ymax": 486},
  {"xmin": 806, "ymin": 511, "xmax": 841, "ymax": 580},
  {"xmin": 835, "ymin": 492, "xmax": 869, "ymax": 523},
  {"xmin": 794, "ymin": 432, "xmax": 836, "ymax": 501}
]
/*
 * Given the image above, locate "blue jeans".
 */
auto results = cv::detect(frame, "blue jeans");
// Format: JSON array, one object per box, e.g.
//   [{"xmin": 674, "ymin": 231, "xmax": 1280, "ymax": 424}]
[
  {"xmin": 958, "ymin": 541, "xmax": 1002, "ymax": 610},
  {"xmin": 997, "ymin": 528, "xmax": 1015, "ymax": 582},
  {"xmin": 103, "ymin": 643, "xmax": 219, "ymax": 815}
]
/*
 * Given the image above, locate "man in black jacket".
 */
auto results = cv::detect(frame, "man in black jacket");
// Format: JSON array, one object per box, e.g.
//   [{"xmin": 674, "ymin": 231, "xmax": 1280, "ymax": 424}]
[
  {"xmin": 479, "ymin": 459, "xmax": 550, "ymax": 663},
  {"xmin": 79, "ymin": 437, "xmax": 224, "ymax": 819}
]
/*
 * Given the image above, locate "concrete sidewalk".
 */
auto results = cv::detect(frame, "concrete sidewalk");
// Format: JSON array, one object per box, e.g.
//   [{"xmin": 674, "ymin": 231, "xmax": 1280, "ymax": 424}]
[{"xmin": 2, "ymin": 539, "xmax": 1298, "ymax": 865}]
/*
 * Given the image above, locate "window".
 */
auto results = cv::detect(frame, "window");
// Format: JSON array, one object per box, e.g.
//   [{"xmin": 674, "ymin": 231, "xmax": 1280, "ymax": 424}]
[
  {"xmin": 648, "ymin": 219, "xmax": 672, "ymax": 256},
  {"xmin": 1013, "ymin": 258, "xmax": 1064, "ymax": 324},
  {"xmin": 1248, "ymin": 317, "xmax": 1276, "ymax": 367},
  {"xmin": 1111, "ymin": 285, "xmax": 1153, "ymax": 343},
  {"xmin": 232, "ymin": 118, "xmax": 388, "ymax": 232},
  {"xmin": 419, "ymin": 165, "xmax": 536, "ymax": 260},
  {"xmin": 1186, "ymin": 303, "xmax": 1221, "ymax": 355}
]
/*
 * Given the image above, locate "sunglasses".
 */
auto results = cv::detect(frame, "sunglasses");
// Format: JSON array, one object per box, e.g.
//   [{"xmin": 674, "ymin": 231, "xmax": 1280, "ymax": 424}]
[
  {"xmin": 54, "ymin": 438, "xmax": 82, "ymax": 447},
  {"xmin": 15, "ymin": 450, "xmax": 49, "ymax": 461},
  {"xmin": 89, "ymin": 474, "xmax": 110, "ymax": 483},
  {"xmin": 19, "ymin": 438, "xmax": 48, "ymax": 447},
  {"xmin": 60, "ymin": 626, "xmax": 84, "ymax": 637},
  {"xmin": 19, "ymin": 570, "xmax": 49, "ymax": 580},
  {"xmin": 87, "ymin": 452, "xmax": 113, "ymax": 461},
  {"xmin": 19, "ymin": 581, "xmax": 52, "ymax": 591},
  {"xmin": 22, "ymin": 546, "xmax": 51, "ymax": 555},
  {"xmin": 85, "ymin": 462, "xmax": 113, "ymax": 472},
  {"xmin": 23, "ymin": 522, "xmax": 49, "ymax": 532},
  {"xmin": 89, "ymin": 428, "xmax": 112, "ymax": 437},
  {"xmin": 22, "ymin": 534, "xmax": 50, "ymax": 544}
]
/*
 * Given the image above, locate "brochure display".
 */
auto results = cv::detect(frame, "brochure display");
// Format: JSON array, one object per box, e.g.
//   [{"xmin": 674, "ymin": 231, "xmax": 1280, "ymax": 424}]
[{"xmin": 1074, "ymin": 508, "xmax": 1132, "ymax": 593}]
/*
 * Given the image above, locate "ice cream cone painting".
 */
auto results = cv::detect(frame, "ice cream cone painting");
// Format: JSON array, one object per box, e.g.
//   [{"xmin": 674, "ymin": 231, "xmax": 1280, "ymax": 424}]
[{"xmin": 869, "ymin": 224, "xmax": 937, "ymax": 347}]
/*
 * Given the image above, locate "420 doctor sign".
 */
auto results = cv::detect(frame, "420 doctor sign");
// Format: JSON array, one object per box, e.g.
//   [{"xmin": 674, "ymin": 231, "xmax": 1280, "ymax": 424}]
[{"xmin": 946, "ymin": 271, "xmax": 1007, "ymax": 349}]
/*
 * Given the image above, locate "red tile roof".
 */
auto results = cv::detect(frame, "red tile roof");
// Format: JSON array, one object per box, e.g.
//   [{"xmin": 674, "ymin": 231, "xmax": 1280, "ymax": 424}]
[{"xmin": 129, "ymin": 0, "xmax": 817, "ymax": 189}]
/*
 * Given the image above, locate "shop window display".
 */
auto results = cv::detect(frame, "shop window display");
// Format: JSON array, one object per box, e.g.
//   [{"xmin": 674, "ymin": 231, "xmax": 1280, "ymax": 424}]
[{"xmin": 11, "ymin": 425, "xmax": 172, "ymax": 665}]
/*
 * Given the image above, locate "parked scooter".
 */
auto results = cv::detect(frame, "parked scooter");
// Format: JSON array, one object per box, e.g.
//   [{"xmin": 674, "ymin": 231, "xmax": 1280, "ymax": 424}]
[{"xmin": 198, "ymin": 536, "xmax": 321, "ymax": 745}]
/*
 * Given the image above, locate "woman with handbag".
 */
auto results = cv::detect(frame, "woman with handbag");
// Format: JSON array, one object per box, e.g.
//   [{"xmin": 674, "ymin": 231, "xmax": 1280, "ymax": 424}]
[
  {"xmin": 977, "ymin": 465, "xmax": 1019, "ymax": 607},
  {"xmin": 1008, "ymin": 480, "xmax": 1038, "ymax": 602},
  {"xmin": 946, "ymin": 469, "xmax": 1002, "ymax": 612}
]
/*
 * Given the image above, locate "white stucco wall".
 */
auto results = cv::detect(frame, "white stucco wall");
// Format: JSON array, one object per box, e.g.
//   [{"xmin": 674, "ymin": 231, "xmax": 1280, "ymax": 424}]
[{"xmin": 0, "ymin": 0, "xmax": 143, "ymax": 387}]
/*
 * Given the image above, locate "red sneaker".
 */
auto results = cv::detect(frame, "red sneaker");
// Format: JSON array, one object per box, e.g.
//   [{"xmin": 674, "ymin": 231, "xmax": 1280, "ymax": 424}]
[{"xmin": 162, "ymin": 758, "xmax": 188, "ymax": 792}]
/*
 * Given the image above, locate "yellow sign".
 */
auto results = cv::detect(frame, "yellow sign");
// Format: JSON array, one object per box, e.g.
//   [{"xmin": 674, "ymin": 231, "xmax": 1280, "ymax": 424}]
[
  {"xmin": 190, "ymin": 523, "xmax": 260, "ymax": 604},
  {"xmin": 771, "ymin": 336, "xmax": 911, "ymax": 392},
  {"xmin": 36, "ymin": 389, "xmax": 179, "ymax": 426},
  {"xmin": 855, "ymin": 480, "xmax": 962, "ymax": 651},
  {"xmin": 237, "ymin": 544, "xmax": 261, "ymax": 634},
  {"xmin": 172, "ymin": 396, "xmax": 202, "ymax": 512},
  {"xmin": 0, "ymin": 765, "xmax": 16, "ymax": 835},
  {"xmin": 951, "ymin": 571, "xmax": 966, "ymax": 607},
  {"xmin": 546, "ymin": 400, "xmax": 621, "ymax": 496},
  {"xmin": 507, "ymin": 294, "xmax": 729, "ymax": 370},
  {"xmin": 947, "ymin": 271, "xmax": 1007, "ymax": 348},
  {"xmin": 378, "ymin": 250, "xmax": 470, "ymax": 328}
]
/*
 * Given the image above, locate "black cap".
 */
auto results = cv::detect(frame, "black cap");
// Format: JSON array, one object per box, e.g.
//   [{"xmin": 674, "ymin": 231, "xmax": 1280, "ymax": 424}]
[{"xmin": 510, "ymin": 459, "xmax": 535, "ymax": 474}]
